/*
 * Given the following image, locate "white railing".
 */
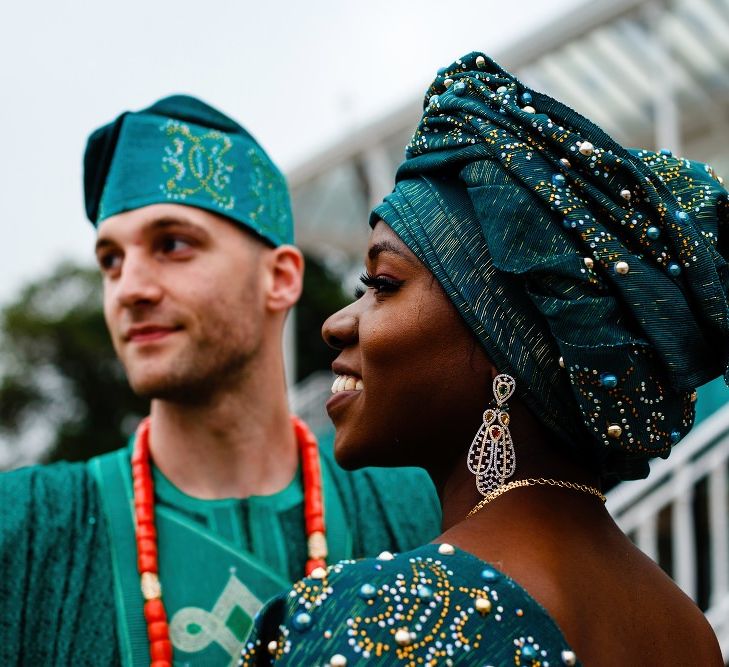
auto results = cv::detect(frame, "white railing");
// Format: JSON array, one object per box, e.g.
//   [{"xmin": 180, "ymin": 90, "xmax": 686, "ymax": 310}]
[{"xmin": 607, "ymin": 402, "xmax": 729, "ymax": 661}]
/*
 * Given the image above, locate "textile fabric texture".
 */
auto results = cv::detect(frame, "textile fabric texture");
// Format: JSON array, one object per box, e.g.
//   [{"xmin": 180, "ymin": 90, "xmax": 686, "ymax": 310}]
[
  {"xmin": 240, "ymin": 543, "xmax": 580, "ymax": 666},
  {"xmin": 373, "ymin": 52, "xmax": 729, "ymax": 480},
  {"xmin": 84, "ymin": 95, "xmax": 293, "ymax": 247}
]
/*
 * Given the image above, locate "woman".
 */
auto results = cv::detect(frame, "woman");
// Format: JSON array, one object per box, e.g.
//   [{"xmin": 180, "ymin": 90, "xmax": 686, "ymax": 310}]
[{"xmin": 240, "ymin": 52, "xmax": 726, "ymax": 665}]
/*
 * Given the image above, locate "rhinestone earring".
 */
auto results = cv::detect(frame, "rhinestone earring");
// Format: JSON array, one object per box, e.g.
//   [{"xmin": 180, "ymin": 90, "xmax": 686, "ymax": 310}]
[{"xmin": 467, "ymin": 373, "xmax": 516, "ymax": 496}]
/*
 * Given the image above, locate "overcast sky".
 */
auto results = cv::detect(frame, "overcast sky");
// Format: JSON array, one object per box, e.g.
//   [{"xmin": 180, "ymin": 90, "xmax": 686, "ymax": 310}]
[{"xmin": 1, "ymin": 0, "xmax": 587, "ymax": 305}]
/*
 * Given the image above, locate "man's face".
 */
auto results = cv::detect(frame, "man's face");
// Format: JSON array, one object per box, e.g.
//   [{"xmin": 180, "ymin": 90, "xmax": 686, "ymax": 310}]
[{"xmin": 96, "ymin": 203, "xmax": 268, "ymax": 401}]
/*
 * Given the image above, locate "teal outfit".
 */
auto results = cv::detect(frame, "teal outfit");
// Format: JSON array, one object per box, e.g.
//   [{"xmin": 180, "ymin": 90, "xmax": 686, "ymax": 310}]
[
  {"xmin": 0, "ymin": 439, "xmax": 439, "ymax": 666},
  {"xmin": 240, "ymin": 544, "xmax": 580, "ymax": 667}
]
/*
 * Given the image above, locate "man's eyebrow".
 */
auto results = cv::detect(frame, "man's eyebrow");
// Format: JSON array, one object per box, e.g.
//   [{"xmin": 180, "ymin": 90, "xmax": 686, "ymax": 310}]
[
  {"xmin": 367, "ymin": 240, "xmax": 416, "ymax": 263},
  {"xmin": 94, "ymin": 217, "xmax": 209, "ymax": 253}
]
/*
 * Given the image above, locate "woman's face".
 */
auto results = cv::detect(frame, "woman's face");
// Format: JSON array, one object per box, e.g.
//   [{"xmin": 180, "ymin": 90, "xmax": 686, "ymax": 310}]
[{"xmin": 322, "ymin": 221, "xmax": 494, "ymax": 473}]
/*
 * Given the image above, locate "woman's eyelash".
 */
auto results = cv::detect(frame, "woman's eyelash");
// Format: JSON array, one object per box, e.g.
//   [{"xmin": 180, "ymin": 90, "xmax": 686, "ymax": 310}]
[{"xmin": 356, "ymin": 271, "xmax": 403, "ymax": 296}]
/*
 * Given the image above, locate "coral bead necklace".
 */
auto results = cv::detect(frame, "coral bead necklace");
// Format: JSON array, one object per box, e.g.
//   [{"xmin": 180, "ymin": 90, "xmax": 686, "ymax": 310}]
[{"xmin": 131, "ymin": 415, "xmax": 327, "ymax": 667}]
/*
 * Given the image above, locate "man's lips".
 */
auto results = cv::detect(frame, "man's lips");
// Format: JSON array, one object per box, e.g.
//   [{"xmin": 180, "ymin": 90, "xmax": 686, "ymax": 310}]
[{"xmin": 124, "ymin": 325, "xmax": 180, "ymax": 343}]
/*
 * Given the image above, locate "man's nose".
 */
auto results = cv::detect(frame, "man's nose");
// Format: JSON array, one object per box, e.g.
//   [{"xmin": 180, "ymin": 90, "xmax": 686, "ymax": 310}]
[{"xmin": 115, "ymin": 252, "xmax": 164, "ymax": 308}]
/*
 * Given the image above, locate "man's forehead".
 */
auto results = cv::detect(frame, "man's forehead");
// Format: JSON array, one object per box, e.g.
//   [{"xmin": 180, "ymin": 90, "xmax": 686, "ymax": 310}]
[{"xmin": 96, "ymin": 204, "xmax": 211, "ymax": 241}]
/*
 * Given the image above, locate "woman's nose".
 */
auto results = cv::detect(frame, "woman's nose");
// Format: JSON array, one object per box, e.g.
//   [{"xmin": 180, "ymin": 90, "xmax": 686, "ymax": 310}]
[{"xmin": 322, "ymin": 300, "xmax": 360, "ymax": 350}]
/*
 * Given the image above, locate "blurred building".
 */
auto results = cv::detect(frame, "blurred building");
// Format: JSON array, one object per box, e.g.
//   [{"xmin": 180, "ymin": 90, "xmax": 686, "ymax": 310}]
[{"xmin": 287, "ymin": 0, "xmax": 729, "ymax": 658}]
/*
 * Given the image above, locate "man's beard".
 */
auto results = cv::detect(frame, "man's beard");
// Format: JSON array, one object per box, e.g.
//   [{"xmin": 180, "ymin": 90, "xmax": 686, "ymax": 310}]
[{"xmin": 126, "ymin": 339, "xmax": 256, "ymax": 405}]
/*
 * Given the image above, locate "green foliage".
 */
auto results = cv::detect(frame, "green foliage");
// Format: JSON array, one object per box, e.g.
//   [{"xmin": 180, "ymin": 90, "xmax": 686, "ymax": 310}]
[
  {"xmin": 0, "ymin": 263, "xmax": 148, "ymax": 467},
  {"xmin": 0, "ymin": 256, "xmax": 349, "ymax": 468}
]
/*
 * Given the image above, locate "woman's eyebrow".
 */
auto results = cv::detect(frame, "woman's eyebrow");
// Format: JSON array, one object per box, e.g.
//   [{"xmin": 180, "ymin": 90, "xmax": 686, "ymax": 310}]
[{"xmin": 367, "ymin": 240, "xmax": 416, "ymax": 264}]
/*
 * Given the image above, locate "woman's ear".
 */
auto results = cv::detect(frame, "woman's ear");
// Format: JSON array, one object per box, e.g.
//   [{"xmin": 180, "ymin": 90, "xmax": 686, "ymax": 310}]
[{"xmin": 265, "ymin": 245, "xmax": 304, "ymax": 312}]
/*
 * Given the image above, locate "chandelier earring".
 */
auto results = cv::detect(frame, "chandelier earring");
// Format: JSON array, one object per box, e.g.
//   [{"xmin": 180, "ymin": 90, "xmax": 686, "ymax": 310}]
[{"xmin": 467, "ymin": 373, "xmax": 516, "ymax": 496}]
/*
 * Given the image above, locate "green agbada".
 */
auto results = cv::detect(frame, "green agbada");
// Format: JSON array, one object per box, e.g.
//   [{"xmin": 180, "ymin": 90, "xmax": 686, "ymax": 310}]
[
  {"xmin": 374, "ymin": 52, "xmax": 729, "ymax": 480},
  {"xmin": 0, "ymin": 438, "xmax": 439, "ymax": 665}
]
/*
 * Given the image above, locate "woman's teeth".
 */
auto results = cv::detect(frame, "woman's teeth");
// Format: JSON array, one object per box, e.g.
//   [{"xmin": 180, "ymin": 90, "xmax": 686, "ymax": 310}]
[{"xmin": 331, "ymin": 375, "xmax": 364, "ymax": 393}]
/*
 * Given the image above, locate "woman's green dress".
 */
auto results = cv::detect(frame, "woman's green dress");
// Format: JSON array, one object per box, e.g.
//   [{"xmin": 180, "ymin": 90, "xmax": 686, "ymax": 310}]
[{"xmin": 240, "ymin": 543, "xmax": 580, "ymax": 666}]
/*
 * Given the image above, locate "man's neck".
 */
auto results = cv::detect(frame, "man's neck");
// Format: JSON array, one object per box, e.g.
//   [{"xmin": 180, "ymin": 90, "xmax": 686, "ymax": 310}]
[{"xmin": 146, "ymin": 378, "xmax": 298, "ymax": 500}]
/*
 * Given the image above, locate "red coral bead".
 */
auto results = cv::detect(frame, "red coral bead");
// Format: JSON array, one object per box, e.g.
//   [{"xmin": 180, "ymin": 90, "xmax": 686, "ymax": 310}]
[
  {"xmin": 138, "ymin": 553, "xmax": 157, "ymax": 573},
  {"xmin": 150, "ymin": 662, "xmax": 171, "ymax": 667},
  {"xmin": 148, "ymin": 621, "xmax": 169, "ymax": 642},
  {"xmin": 151, "ymin": 639, "xmax": 173, "ymax": 660},
  {"xmin": 136, "ymin": 503, "xmax": 154, "ymax": 523},
  {"xmin": 136, "ymin": 521, "xmax": 157, "ymax": 540},
  {"xmin": 144, "ymin": 599, "xmax": 167, "ymax": 623}
]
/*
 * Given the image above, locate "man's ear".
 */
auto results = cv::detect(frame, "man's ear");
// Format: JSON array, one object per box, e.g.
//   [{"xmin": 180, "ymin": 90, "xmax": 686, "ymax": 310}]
[{"xmin": 265, "ymin": 245, "xmax": 304, "ymax": 312}]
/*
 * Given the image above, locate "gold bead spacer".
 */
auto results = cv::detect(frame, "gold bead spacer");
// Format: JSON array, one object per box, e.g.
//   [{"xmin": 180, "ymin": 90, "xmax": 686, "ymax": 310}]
[
  {"xmin": 140, "ymin": 571, "xmax": 162, "ymax": 600},
  {"xmin": 307, "ymin": 531, "xmax": 328, "ymax": 560}
]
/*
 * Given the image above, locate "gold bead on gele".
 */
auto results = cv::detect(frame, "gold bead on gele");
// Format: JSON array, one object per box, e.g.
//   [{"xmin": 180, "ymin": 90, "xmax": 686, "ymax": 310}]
[
  {"xmin": 267, "ymin": 640, "xmax": 278, "ymax": 655},
  {"xmin": 308, "ymin": 531, "xmax": 328, "ymax": 560},
  {"xmin": 607, "ymin": 424, "xmax": 622, "ymax": 438},
  {"xmin": 690, "ymin": 390, "xmax": 697, "ymax": 403},
  {"xmin": 583, "ymin": 257, "xmax": 594, "ymax": 270},
  {"xmin": 578, "ymin": 141, "xmax": 594, "ymax": 156},
  {"xmin": 395, "ymin": 628, "xmax": 412, "ymax": 646},
  {"xmin": 560, "ymin": 158, "xmax": 571, "ymax": 168},
  {"xmin": 615, "ymin": 261, "xmax": 630, "ymax": 275},
  {"xmin": 140, "ymin": 572, "xmax": 162, "ymax": 600},
  {"xmin": 475, "ymin": 597, "xmax": 492, "ymax": 614}
]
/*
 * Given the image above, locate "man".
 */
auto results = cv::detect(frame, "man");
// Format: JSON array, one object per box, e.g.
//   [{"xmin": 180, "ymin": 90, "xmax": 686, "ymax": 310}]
[{"xmin": 0, "ymin": 96, "xmax": 440, "ymax": 666}]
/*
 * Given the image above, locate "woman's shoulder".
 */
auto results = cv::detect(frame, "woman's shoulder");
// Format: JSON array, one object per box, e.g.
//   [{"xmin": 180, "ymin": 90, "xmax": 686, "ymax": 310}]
[{"xmin": 241, "ymin": 543, "xmax": 580, "ymax": 666}]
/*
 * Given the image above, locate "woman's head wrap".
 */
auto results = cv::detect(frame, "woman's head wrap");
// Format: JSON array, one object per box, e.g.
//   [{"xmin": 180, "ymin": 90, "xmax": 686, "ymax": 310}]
[
  {"xmin": 84, "ymin": 95, "xmax": 293, "ymax": 247},
  {"xmin": 373, "ymin": 53, "xmax": 729, "ymax": 480}
]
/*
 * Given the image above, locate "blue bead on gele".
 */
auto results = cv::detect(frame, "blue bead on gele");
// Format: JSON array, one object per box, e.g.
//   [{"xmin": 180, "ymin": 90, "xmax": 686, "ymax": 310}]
[
  {"xmin": 521, "ymin": 91, "xmax": 533, "ymax": 105},
  {"xmin": 416, "ymin": 585, "xmax": 433, "ymax": 599},
  {"xmin": 562, "ymin": 217, "xmax": 574, "ymax": 230},
  {"xmin": 453, "ymin": 81, "xmax": 467, "ymax": 97},
  {"xmin": 522, "ymin": 644, "xmax": 538, "ymax": 660},
  {"xmin": 552, "ymin": 173, "xmax": 566, "ymax": 188},
  {"xmin": 646, "ymin": 226, "xmax": 661, "ymax": 241},
  {"xmin": 668, "ymin": 263, "xmax": 682, "ymax": 277},
  {"xmin": 480, "ymin": 567, "xmax": 499, "ymax": 581},
  {"xmin": 359, "ymin": 583, "xmax": 376, "ymax": 600},
  {"xmin": 599, "ymin": 373, "xmax": 618, "ymax": 388},
  {"xmin": 670, "ymin": 430, "xmax": 681, "ymax": 444},
  {"xmin": 675, "ymin": 210, "xmax": 689, "ymax": 223},
  {"xmin": 293, "ymin": 611, "xmax": 312, "ymax": 631}
]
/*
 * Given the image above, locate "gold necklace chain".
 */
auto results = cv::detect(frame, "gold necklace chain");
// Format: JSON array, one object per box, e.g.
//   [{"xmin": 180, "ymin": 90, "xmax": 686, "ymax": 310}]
[{"xmin": 467, "ymin": 477, "xmax": 606, "ymax": 518}]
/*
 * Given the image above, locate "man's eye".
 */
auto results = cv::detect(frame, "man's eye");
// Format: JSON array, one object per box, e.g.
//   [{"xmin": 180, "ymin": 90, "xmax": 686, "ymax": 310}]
[
  {"xmin": 160, "ymin": 237, "xmax": 192, "ymax": 253},
  {"xmin": 98, "ymin": 252, "xmax": 121, "ymax": 271}
]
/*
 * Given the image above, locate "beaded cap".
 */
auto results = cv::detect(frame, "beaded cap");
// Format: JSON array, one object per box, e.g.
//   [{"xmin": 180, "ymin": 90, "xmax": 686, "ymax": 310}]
[
  {"xmin": 373, "ymin": 52, "xmax": 729, "ymax": 480},
  {"xmin": 84, "ymin": 95, "xmax": 293, "ymax": 247}
]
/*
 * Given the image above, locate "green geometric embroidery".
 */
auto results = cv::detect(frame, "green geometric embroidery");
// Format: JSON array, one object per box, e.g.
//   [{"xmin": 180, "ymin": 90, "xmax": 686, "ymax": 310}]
[
  {"xmin": 225, "ymin": 605, "xmax": 252, "ymax": 642},
  {"xmin": 159, "ymin": 120, "xmax": 235, "ymax": 210}
]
